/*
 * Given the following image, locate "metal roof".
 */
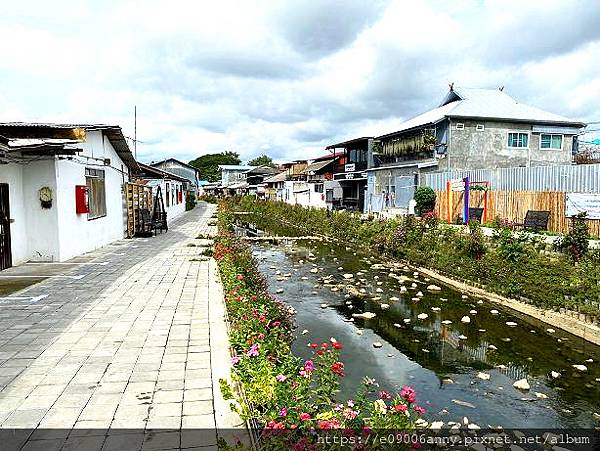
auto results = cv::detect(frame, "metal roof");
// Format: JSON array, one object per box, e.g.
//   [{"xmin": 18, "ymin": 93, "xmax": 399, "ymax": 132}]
[
  {"xmin": 0, "ymin": 122, "xmax": 138, "ymax": 170},
  {"xmin": 218, "ymin": 165, "xmax": 255, "ymax": 171},
  {"xmin": 151, "ymin": 158, "xmax": 200, "ymax": 173},
  {"xmin": 136, "ymin": 162, "xmax": 189, "ymax": 182},
  {"xmin": 325, "ymin": 137, "xmax": 372, "ymax": 150},
  {"xmin": 301, "ymin": 158, "xmax": 335, "ymax": 174},
  {"xmin": 377, "ymin": 88, "xmax": 586, "ymax": 139},
  {"xmin": 263, "ymin": 172, "xmax": 288, "ymax": 183}
]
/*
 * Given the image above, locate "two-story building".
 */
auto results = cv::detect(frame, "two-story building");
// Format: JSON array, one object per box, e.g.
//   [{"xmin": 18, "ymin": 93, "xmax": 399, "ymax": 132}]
[
  {"xmin": 218, "ymin": 165, "xmax": 255, "ymax": 195},
  {"xmin": 364, "ymin": 86, "xmax": 587, "ymax": 213},
  {"xmin": 150, "ymin": 158, "xmax": 200, "ymax": 195}
]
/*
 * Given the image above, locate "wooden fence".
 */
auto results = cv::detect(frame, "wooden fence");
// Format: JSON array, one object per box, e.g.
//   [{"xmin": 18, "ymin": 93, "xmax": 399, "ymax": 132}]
[
  {"xmin": 435, "ymin": 190, "xmax": 600, "ymax": 236},
  {"xmin": 125, "ymin": 183, "xmax": 153, "ymax": 238}
]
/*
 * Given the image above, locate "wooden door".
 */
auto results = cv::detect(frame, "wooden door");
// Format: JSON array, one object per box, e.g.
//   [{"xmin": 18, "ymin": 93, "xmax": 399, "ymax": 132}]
[{"xmin": 0, "ymin": 184, "xmax": 12, "ymax": 270}]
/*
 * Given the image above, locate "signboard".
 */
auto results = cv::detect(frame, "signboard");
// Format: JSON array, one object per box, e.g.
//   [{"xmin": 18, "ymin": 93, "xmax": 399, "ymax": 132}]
[
  {"xmin": 345, "ymin": 163, "xmax": 355, "ymax": 172},
  {"xmin": 565, "ymin": 193, "xmax": 600, "ymax": 219},
  {"xmin": 450, "ymin": 178, "xmax": 464, "ymax": 192}
]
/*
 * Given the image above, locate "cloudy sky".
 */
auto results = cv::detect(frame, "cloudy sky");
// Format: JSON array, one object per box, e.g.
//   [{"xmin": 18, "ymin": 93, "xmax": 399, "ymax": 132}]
[{"xmin": 1, "ymin": 0, "xmax": 599, "ymax": 164}]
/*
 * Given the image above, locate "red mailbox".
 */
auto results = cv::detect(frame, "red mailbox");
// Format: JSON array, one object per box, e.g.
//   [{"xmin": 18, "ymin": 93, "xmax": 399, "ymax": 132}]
[{"xmin": 75, "ymin": 185, "xmax": 89, "ymax": 214}]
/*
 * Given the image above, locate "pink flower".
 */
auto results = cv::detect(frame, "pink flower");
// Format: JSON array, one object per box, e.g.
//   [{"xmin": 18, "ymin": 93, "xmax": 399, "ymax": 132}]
[
  {"xmin": 304, "ymin": 360, "xmax": 314, "ymax": 372},
  {"xmin": 236, "ymin": 274, "xmax": 244, "ymax": 280},
  {"xmin": 378, "ymin": 390, "xmax": 392, "ymax": 400},
  {"xmin": 275, "ymin": 374, "xmax": 287, "ymax": 382},
  {"xmin": 279, "ymin": 407, "xmax": 288, "ymax": 417},
  {"xmin": 413, "ymin": 405, "xmax": 426, "ymax": 415},
  {"xmin": 400, "ymin": 385, "xmax": 416, "ymax": 404},
  {"xmin": 299, "ymin": 412, "xmax": 311, "ymax": 421},
  {"xmin": 272, "ymin": 321, "xmax": 281, "ymax": 327},
  {"xmin": 393, "ymin": 404, "xmax": 407, "ymax": 413},
  {"xmin": 246, "ymin": 344, "xmax": 259, "ymax": 357},
  {"xmin": 343, "ymin": 408, "xmax": 358, "ymax": 420},
  {"xmin": 347, "ymin": 400, "xmax": 355, "ymax": 407},
  {"xmin": 230, "ymin": 356, "xmax": 240, "ymax": 365}
]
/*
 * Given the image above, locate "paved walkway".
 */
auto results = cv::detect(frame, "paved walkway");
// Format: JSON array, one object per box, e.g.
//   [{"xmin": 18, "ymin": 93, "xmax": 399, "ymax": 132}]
[{"xmin": 0, "ymin": 203, "xmax": 244, "ymax": 450}]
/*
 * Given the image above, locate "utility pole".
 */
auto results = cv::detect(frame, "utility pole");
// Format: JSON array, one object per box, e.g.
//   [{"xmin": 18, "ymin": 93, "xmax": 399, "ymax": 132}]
[{"xmin": 134, "ymin": 105, "xmax": 137, "ymax": 159}]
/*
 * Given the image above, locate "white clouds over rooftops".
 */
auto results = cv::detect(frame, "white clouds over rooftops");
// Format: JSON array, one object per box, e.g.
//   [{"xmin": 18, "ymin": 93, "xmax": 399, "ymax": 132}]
[{"xmin": 0, "ymin": 0, "xmax": 598, "ymax": 163}]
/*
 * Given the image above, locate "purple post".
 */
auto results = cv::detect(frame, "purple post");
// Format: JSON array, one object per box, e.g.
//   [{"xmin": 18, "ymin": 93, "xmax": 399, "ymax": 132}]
[{"xmin": 463, "ymin": 176, "xmax": 470, "ymax": 224}]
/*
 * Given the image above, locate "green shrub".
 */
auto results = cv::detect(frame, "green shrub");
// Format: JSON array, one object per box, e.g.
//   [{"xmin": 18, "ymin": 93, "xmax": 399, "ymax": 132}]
[{"xmin": 413, "ymin": 186, "xmax": 436, "ymax": 216}]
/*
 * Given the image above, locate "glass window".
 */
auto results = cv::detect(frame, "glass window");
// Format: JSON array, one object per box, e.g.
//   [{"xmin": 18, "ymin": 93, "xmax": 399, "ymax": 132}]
[
  {"xmin": 540, "ymin": 134, "xmax": 563, "ymax": 150},
  {"xmin": 507, "ymin": 132, "xmax": 529, "ymax": 148},
  {"xmin": 85, "ymin": 168, "xmax": 106, "ymax": 220},
  {"xmin": 314, "ymin": 184, "xmax": 324, "ymax": 193}
]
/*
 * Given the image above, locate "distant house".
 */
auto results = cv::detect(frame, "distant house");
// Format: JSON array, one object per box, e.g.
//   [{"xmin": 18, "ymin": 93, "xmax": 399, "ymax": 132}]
[
  {"xmin": 135, "ymin": 163, "xmax": 188, "ymax": 222},
  {"xmin": 150, "ymin": 158, "xmax": 200, "ymax": 194},
  {"xmin": 244, "ymin": 166, "xmax": 279, "ymax": 197},
  {"xmin": 0, "ymin": 122, "xmax": 138, "ymax": 268},
  {"xmin": 218, "ymin": 165, "xmax": 255, "ymax": 195},
  {"xmin": 263, "ymin": 172, "xmax": 287, "ymax": 201},
  {"xmin": 364, "ymin": 86, "xmax": 587, "ymax": 214}
]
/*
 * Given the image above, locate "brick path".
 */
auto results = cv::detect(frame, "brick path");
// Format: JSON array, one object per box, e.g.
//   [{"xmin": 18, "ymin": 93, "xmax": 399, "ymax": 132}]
[{"xmin": 0, "ymin": 203, "xmax": 244, "ymax": 450}]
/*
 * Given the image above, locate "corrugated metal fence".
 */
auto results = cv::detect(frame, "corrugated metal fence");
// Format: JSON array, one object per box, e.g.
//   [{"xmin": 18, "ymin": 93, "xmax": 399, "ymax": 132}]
[{"xmin": 423, "ymin": 164, "xmax": 600, "ymax": 193}]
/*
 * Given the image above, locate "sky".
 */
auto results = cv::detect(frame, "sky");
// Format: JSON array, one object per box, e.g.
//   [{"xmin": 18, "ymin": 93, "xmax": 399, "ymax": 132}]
[{"xmin": 1, "ymin": 0, "xmax": 599, "ymax": 164}]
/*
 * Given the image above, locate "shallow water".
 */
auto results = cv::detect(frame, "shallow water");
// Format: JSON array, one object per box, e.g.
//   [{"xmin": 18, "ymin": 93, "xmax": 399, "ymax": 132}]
[{"xmin": 251, "ymin": 237, "xmax": 600, "ymax": 429}]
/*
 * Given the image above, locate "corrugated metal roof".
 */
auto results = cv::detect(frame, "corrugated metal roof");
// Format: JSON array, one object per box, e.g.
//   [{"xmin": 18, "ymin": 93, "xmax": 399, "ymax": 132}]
[
  {"xmin": 377, "ymin": 88, "xmax": 586, "ymax": 139},
  {"xmin": 302, "ymin": 159, "xmax": 335, "ymax": 174},
  {"xmin": 218, "ymin": 165, "xmax": 255, "ymax": 171},
  {"xmin": 263, "ymin": 172, "xmax": 287, "ymax": 183}
]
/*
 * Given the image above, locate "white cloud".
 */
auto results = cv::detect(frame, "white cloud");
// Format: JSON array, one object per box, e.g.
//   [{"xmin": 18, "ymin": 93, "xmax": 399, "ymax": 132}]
[{"xmin": 0, "ymin": 0, "xmax": 599, "ymax": 163}]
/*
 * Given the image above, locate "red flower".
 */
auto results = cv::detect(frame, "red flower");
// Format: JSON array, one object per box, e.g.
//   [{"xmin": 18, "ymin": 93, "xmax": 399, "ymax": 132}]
[
  {"xmin": 250, "ymin": 295, "xmax": 257, "ymax": 301},
  {"xmin": 309, "ymin": 343, "xmax": 318, "ymax": 349},
  {"xmin": 378, "ymin": 390, "xmax": 392, "ymax": 400},
  {"xmin": 321, "ymin": 343, "xmax": 329, "ymax": 349},
  {"xmin": 331, "ymin": 361, "xmax": 345, "ymax": 377},
  {"xmin": 299, "ymin": 412, "xmax": 311, "ymax": 421},
  {"xmin": 316, "ymin": 350, "xmax": 324, "ymax": 356},
  {"xmin": 393, "ymin": 404, "xmax": 407, "ymax": 413},
  {"xmin": 332, "ymin": 342, "xmax": 343, "ymax": 350},
  {"xmin": 236, "ymin": 274, "xmax": 244, "ymax": 280}
]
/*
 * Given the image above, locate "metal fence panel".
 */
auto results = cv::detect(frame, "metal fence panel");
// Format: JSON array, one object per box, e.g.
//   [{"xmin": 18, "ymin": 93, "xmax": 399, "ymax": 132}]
[{"xmin": 423, "ymin": 164, "xmax": 600, "ymax": 193}]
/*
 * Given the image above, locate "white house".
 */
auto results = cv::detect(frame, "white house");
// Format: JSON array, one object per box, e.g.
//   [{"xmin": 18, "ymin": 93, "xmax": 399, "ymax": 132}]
[
  {"xmin": 136, "ymin": 163, "xmax": 187, "ymax": 222},
  {"xmin": 0, "ymin": 122, "xmax": 138, "ymax": 268},
  {"xmin": 150, "ymin": 158, "xmax": 200, "ymax": 195}
]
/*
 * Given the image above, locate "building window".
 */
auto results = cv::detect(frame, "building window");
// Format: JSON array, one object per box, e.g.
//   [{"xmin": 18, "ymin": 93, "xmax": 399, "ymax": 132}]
[
  {"xmin": 507, "ymin": 132, "xmax": 529, "ymax": 148},
  {"xmin": 166, "ymin": 183, "xmax": 170, "ymax": 207},
  {"xmin": 314, "ymin": 183, "xmax": 324, "ymax": 193},
  {"xmin": 476, "ymin": 124, "xmax": 485, "ymax": 131},
  {"xmin": 540, "ymin": 134, "xmax": 563, "ymax": 150},
  {"xmin": 85, "ymin": 168, "xmax": 106, "ymax": 220},
  {"xmin": 455, "ymin": 123, "xmax": 464, "ymax": 130}
]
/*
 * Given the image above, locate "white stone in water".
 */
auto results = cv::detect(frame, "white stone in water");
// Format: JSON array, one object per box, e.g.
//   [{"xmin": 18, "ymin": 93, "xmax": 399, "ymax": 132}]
[
  {"xmin": 547, "ymin": 328, "xmax": 555, "ymax": 333},
  {"xmin": 371, "ymin": 296, "xmax": 381, "ymax": 301},
  {"xmin": 513, "ymin": 379, "xmax": 530, "ymax": 390},
  {"xmin": 461, "ymin": 316, "xmax": 471, "ymax": 323},
  {"xmin": 377, "ymin": 281, "xmax": 383, "ymax": 286},
  {"xmin": 452, "ymin": 400, "xmax": 476, "ymax": 408},
  {"xmin": 275, "ymin": 270, "xmax": 281, "ymax": 275},
  {"xmin": 496, "ymin": 364, "xmax": 507, "ymax": 369},
  {"xmin": 440, "ymin": 297, "xmax": 448, "ymax": 301},
  {"xmin": 275, "ymin": 288, "xmax": 284, "ymax": 294},
  {"xmin": 284, "ymin": 273, "xmax": 292, "ymax": 277},
  {"xmin": 312, "ymin": 291, "xmax": 318, "ymax": 295},
  {"xmin": 390, "ymin": 296, "xmax": 400, "ymax": 301},
  {"xmin": 468, "ymin": 423, "xmax": 481, "ymax": 430},
  {"xmin": 388, "ymin": 354, "xmax": 394, "ymax": 357},
  {"xmin": 380, "ymin": 304, "xmax": 390, "ymax": 310},
  {"xmin": 373, "ymin": 342, "xmax": 383, "ymax": 348},
  {"xmin": 458, "ymin": 335, "xmax": 467, "ymax": 340},
  {"xmin": 461, "ymin": 294, "xmax": 468, "ymax": 299},
  {"xmin": 376, "ymin": 288, "xmax": 383, "ymax": 293},
  {"xmin": 469, "ymin": 310, "xmax": 477, "ymax": 314},
  {"xmin": 550, "ymin": 371, "xmax": 561, "ymax": 378},
  {"xmin": 417, "ymin": 313, "xmax": 429, "ymax": 320},
  {"xmin": 441, "ymin": 320, "xmax": 452, "ymax": 325},
  {"xmin": 478, "ymin": 329, "xmax": 486, "ymax": 333},
  {"xmin": 490, "ymin": 309, "xmax": 499, "ymax": 315},
  {"xmin": 427, "ymin": 284, "xmax": 442, "ymax": 291},
  {"xmin": 424, "ymin": 277, "xmax": 431, "ymax": 282},
  {"xmin": 360, "ymin": 288, "xmax": 366, "ymax": 293},
  {"xmin": 586, "ymin": 358, "xmax": 594, "ymax": 363},
  {"xmin": 394, "ymin": 323, "xmax": 402, "ymax": 328},
  {"xmin": 301, "ymin": 329, "xmax": 309, "ymax": 335},
  {"xmin": 422, "ymin": 348, "xmax": 430, "ymax": 353},
  {"xmin": 502, "ymin": 337, "xmax": 511, "ymax": 342},
  {"xmin": 310, "ymin": 268, "xmax": 318, "ymax": 273},
  {"xmin": 442, "ymin": 378, "xmax": 454, "ymax": 384},
  {"xmin": 356, "ymin": 330, "xmax": 363, "ymax": 335},
  {"xmin": 400, "ymin": 286, "xmax": 408, "ymax": 293},
  {"xmin": 352, "ymin": 312, "xmax": 376, "ymax": 319},
  {"xmin": 411, "ymin": 283, "xmax": 417, "ymax": 288},
  {"xmin": 343, "ymin": 273, "xmax": 354, "ymax": 279},
  {"xmin": 477, "ymin": 372, "xmax": 490, "ymax": 380},
  {"xmin": 331, "ymin": 287, "xmax": 338, "ymax": 292},
  {"xmin": 506, "ymin": 321, "xmax": 518, "ymax": 327},
  {"xmin": 572, "ymin": 364, "xmax": 588, "ymax": 371},
  {"xmin": 535, "ymin": 392, "xmax": 548, "ymax": 399},
  {"xmin": 373, "ymin": 275, "xmax": 379, "ymax": 279},
  {"xmin": 301, "ymin": 276, "xmax": 308, "ymax": 280},
  {"xmin": 431, "ymin": 307, "xmax": 441, "ymax": 312},
  {"xmin": 320, "ymin": 304, "xmax": 328, "ymax": 309},
  {"xmin": 416, "ymin": 291, "xmax": 424, "ymax": 297},
  {"xmin": 413, "ymin": 271, "xmax": 419, "ymax": 277},
  {"xmin": 403, "ymin": 318, "xmax": 411, "ymax": 323},
  {"xmin": 308, "ymin": 252, "xmax": 314, "ymax": 257},
  {"xmin": 411, "ymin": 297, "xmax": 420, "ymax": 302}
]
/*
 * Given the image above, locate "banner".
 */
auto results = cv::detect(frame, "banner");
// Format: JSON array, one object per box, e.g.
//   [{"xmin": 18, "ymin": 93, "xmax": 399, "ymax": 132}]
[{"xmin": 565, "ymin": 193, "xmax": 600, "ymax": 219}]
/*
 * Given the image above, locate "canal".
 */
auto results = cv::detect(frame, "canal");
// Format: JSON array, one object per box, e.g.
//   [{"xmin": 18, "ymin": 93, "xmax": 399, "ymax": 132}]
[{"xmin": 244, "ymin": 229, "xmax": 600, "ymax": 429}]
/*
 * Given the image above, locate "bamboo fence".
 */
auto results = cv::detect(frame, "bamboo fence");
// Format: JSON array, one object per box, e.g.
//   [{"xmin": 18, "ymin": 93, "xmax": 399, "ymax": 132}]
[{"xmin": 435, "ymin": 190, "xmax": 600, "ymax": 236}]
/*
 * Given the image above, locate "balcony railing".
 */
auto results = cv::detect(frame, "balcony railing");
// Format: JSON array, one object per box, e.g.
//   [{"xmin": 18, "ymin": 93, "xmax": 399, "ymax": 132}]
[{"xmin": 334, "ymin": 160, "xmax": 368, "ymax": 173}]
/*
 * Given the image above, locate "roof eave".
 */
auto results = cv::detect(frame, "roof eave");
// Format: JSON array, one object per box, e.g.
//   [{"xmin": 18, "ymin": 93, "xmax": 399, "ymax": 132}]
[{"xmin": 446, "ymin": 114, "xmax": 586, "ymax": 128}]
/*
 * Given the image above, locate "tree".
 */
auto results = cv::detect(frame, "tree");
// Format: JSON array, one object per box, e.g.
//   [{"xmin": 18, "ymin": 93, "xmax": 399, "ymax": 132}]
[
  {"xmin": 413, "ymin": 186, "xmax": 436, "ymax": 216},
  {"xmin": 189, "ymin": 151, "xmax": 241, "ymax": 182},
  {"xmin": 247, "ymin": 154, "xmax": 275, "ymax": 167}
]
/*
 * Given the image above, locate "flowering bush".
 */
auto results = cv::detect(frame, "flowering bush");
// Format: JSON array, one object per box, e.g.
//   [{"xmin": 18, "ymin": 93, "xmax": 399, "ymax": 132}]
[{"xmin": 214, "ymin": 203, "xmax": 423, "ymax": 449}]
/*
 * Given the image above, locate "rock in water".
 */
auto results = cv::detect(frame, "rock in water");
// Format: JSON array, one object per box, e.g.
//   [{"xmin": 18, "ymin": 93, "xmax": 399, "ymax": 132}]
[
  {"xmin": 550, "ymin": 371, "xmax": 561, "ymax": 379},
  {"xmin": 301, "ymin": 329, "xmax": 308, "ymax": 335},
  {"xmin": 417, "ymin": 313, "xmax": 429, "ymax": 320},
  {"xmin": 535, "ymin": 392, "xmax": 548, "ymax": 399},
  {"xmin": 488, "ymin": 344, "xmax": 498, "ymax": 351},
  {"xmin": 469, "ymin": 310, "xmax": 477, "ymax": 315},
  {"xmin": 427, "ymin": 284, "xmax": 442, "ymax": 291},
  {"xmin": 390, "ymin": 296, "xmax": 399, "ymax": 301},
  {"xmin": 400, "ymin": 286, "xmax": 407, "ymax": 293},
  {"xmin": 506, "ymin": 321, "xmax": 517, "ymax": 327},
  {"xmin": 572, "ymin": 364, "xmax": 588, "ymax": 371},
  {"xmin": 477, "ymin": 372, "xmax": 491, "ymax": 380},
  {"xmin": 352, "ymin": 312, "xmax": 376, "ymax": 319},
  {"xmin": 490, "ymin": 309, "xmax": 499, "ymax": 315},
  {"xmin": 320, "ymin": 304, "xmax": 328, "ymax": 309},
  {"xmin": 380, "ymin": 303, "xmax": 390, "ymax": 310},
  {"xmin": 513, "ymin": 379, "xmax": 530, "ymax": 391},
  {"xmin": 373, "ymin": 342, "xmax": 383, "ymax": 348},
  {"xmin": 441, "ymin": 320, "xmax": 452, "ymax": 325},
  {"xmin": 451, "ymin": 399, "xmax": 476, "ymax": 408},
  {"xmin": 461, "ymin": 316, "xmax": 471, "ymax": 323},
  {"xmin": 343, "ymin": 273, "xmax": 354, "ymax": 279},
  {"xmin": 310, "ymin": 268, "xmax": 318, "ymax": 273},
  {"xmin": 416, "ymin": 291, "xmax": 424, "ymax": 297}
]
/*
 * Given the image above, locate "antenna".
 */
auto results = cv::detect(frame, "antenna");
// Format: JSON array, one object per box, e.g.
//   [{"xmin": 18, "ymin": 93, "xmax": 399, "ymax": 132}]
[{"xmin": 134, "ymin": 105, "xmax": 137, "ymax": 159}]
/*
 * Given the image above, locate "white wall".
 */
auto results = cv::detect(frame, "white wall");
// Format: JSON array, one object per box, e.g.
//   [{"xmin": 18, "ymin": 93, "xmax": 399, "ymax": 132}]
[
  {"xmin": 55, "ymin": 130, "xmax": 129, "ymax": 261},
  {"xmin": 145, "ymin": 178, "xmax": 186, "ymax": 222}
]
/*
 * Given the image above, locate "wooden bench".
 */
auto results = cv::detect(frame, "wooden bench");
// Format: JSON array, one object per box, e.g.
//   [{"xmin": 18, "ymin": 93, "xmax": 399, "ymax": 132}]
[
  {"xmin": 468, "ymin": 207, "xmax": 484, "ymax": 223},
  {"xmin": 137, "ymin": 208, "xmax": 167, "ymax": 236},
  {"xmin": 514, "ymin": 210, "xmax": 550, "ymax": 231}
]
